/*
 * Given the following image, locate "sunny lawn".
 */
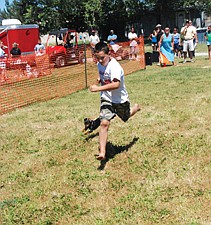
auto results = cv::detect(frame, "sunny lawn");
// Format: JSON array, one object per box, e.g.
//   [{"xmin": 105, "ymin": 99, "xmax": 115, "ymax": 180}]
[{"xmin": 0, "ymin": 48, "xmax": 211, "ymax": 224}]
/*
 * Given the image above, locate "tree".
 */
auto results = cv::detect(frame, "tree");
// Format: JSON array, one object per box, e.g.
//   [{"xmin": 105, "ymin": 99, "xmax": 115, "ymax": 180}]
[
  {"xmin": 144, "ymin": 0, "xmax": 211, "ymax": 14},
  {"xmin": 1, "ymin": 0, "xmax": 210, "ymax": 37}
]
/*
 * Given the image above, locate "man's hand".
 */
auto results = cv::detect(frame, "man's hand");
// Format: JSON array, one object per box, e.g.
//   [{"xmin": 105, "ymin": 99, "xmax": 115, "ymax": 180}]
[{"xmin": 89, "ymin": 84, "xmax": 99, "ymax": 92}]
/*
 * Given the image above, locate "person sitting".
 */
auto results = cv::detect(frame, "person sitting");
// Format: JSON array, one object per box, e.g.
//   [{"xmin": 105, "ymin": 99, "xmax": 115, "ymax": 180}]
[
  {"xmin": 10, "ymin": 42, "xmax": 21, "ymax": 58},
  {"xmin": 68, "ymin": 34, "xmax": 75, "ymax": 47},
  {"xmin": 107, "ymin": 30, "xmax": 118, "ymax": 45}
]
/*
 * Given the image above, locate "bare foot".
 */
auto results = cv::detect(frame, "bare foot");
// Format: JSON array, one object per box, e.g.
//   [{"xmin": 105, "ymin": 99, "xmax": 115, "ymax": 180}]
[
  {"xmin": 95, "ymin": 154, "xmax": 105, "ymax": 161},
  {"xmin": 134, "ymin": 103, "xmax": 141, "ymax": 111},
  {"xmin": 130, "ymin": 103, "xmax": 141, "ymax": 117}
]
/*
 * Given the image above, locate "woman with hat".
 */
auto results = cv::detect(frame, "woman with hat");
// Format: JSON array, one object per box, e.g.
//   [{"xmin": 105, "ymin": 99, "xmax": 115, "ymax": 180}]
[
  {"xmin": 10, "ymin": 42, "xmax": 21, "ymax": 57},
  {"xmin": 155, "ymin": 24, "xmax": 164, "ymax": 44}
]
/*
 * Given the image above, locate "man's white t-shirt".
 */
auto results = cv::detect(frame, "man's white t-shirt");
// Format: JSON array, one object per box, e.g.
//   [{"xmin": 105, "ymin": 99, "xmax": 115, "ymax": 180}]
[
  {"xmin": 128, "ymin": 32, "xmax": 138, "ymax": 47},
  {"xmin": 89, "ymin": 35, "xmax": 100, "ymax": 46},
  {"xmin": 97, "ymin": 58, "xmax": 129, "ymax": 104}
]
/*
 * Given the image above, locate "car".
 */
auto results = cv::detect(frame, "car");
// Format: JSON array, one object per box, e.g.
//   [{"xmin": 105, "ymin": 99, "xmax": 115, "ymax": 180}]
[{"xmin": 45, "ymin": 28, "xmax": 84, "ymax": 67}]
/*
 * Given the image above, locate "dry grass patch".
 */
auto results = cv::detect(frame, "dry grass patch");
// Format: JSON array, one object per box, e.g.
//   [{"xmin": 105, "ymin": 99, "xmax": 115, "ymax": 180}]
[{"xmin": 0, "ymin": 52, "xmax": 211, "ymax": 225}]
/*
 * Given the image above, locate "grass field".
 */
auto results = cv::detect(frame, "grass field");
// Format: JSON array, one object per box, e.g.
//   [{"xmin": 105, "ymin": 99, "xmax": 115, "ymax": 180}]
[{"xmin": 0, "ymin": 45, "xmax": 211, "ymax": 224}]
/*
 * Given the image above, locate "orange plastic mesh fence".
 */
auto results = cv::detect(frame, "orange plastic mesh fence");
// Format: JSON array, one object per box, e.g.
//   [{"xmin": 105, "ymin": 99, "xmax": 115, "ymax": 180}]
[{"xmin": 0, "ymin": 39, "xmax": 145, "ymax": 115}]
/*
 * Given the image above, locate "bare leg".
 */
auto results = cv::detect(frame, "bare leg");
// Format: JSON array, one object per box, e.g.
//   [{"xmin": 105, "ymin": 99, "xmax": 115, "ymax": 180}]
[
  {"xmin": 183, "ymin": 52, "xmax": 187, "ymax": 62},
  {"xmin": 208, "ymin": 46, "xmax": 211, "ymax": 60},
  {"xmin": 130, "ymin": 103, "xmax": 140, "ymax": 118},
  {"xmin": 189, "ymin": 51, "xmax": 193, "ymax": 60},
  {"xmin": 97, "ymin": 120, "xmax": 110, "ymax": 160}
]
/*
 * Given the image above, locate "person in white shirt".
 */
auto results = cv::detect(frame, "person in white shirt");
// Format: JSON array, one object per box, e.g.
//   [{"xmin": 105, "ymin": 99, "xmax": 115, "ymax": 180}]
[
  {"xmin": 89, "ymin": 30, "xmax": 100, "ymax": 56},
  {"xmin": 0, "ymin": 41, "xmax": 7, "ymax": 58},
  {"xmin": 181, "ymin": 20, "xmax": 196, "ymax": 63},
  {"xmin": 189, "ymin": 20, "xmax": 198, "ymax": 57},
  {"xmin": 128, "ymin": 27, "xmax": 138, "ymax": 60},
  {"xmin": 84, "ymin": 42, "xmax": 140, "ymax": 160},
  {"xmin": 34, "ymin": 38, "xmax": 45, "ymax": 56}
]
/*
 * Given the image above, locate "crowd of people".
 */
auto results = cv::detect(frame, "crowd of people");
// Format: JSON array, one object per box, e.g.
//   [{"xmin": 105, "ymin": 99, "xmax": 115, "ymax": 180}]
[
  {"xmin": 148, "ymin": 21, "xmax": 211, "ymax": 65},
  {"xmin": 1, "ymin": 22, "xmax": 210, "ymax": 63},
  {"xmin": 89, "ymin": 27, "xmax": 140, "ymax": 60}
]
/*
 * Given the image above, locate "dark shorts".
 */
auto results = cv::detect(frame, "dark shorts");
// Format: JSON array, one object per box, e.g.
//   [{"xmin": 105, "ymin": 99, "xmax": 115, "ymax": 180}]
[
  {"xmin": 174, "ymin": 43, "xmax": 180, "ymax": 50},
  {"xmin": 99, "ymin": 100, "xmax": 130, "ymax": 122}
]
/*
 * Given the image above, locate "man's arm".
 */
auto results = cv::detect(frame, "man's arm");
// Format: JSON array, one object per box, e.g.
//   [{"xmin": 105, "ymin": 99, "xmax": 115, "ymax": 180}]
[
  {"xmin": 194, "ymin": 31, "xmax": 198, "ymax": 43},
  {"xmin": 181, "ymin": 27, "xmax": 187, "ymax": 35},
  {"xmin": 89, "ymin": 79, "xmax": 120, "ymax": 92},
  {"xmin": 112, "ymin": 35, "xmax": 117, "ymax": 41},
  {"xmin": 157, "ymin": 35, "xmax": 163, "ymax": 51},
  {"xmin": 204, "ymin": 32, "xmax": 208, "ymax": 40}
]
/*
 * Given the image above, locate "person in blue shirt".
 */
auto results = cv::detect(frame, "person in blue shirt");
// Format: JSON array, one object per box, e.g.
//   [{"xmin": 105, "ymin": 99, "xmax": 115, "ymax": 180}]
[
  {"xmin": 204, "ymin": 25, "xmax": 211, "ymax": 60},
  {"xmin": 158, "ymin": 27, "xmax": 175, "ymax": 65},
  {"xmin": 148, "ymin": 30, "xmax": 157, "ymax": 51},
  {"xmin": 173, "ymin": 27, "xmax": 180, "ymax": 57},
  {"xmin": 107, "ymin": 30, "xmax": 117, "ymax": 45}
]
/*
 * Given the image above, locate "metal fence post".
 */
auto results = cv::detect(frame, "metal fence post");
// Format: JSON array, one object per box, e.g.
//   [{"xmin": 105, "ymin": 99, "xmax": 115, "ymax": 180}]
[{"xmin": 83, "ymin": 36, "xmax": 88, "ymax": 88}]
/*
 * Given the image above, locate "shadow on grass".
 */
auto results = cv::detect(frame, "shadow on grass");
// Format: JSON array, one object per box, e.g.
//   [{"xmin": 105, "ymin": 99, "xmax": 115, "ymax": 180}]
[
  {"xmin": 84, "ymin": 132, "xmax": 99, "ymax": 141},
  {"xmin": 98, "ymin": 137, "xmax": 139, "ymax": 170}
]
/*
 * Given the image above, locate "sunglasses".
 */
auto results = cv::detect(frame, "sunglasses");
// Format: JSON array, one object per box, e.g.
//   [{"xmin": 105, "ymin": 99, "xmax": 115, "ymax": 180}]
[{"xmin": 95, "ymin": 55, "xmax": 106, "ymax": 61}]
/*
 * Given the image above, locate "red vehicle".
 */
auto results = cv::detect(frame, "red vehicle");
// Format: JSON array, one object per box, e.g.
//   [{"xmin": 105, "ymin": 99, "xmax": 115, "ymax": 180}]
[
  {"xmin": 46, "ymin": 28, "xmax": 84, "ymax": 67},
  {"xmin": 0, "ymin": 20, "xmax": 39, "ymax": 56}
]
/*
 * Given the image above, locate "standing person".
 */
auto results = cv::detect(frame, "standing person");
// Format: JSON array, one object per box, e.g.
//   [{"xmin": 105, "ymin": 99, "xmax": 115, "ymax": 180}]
[
  {"xmin": 155, "ymin": 24, "xmax": 164, "ymax": 45},
  {"xmin": 158, "ymin": 27, "xmax": 175, "ymax": 65},
  {"xmin": 128, "ymin": 27, "xmax": 138, "ymax": 60},
  {"xmin": 173, "ymin": 27, "xmax": 180, "ymax": 57},
  {"xmin": 180, "ymin": 20, "xmax": 196, "ymax": 63},
  {"xmin": 0, "ymin": 41, "xmax": 7, "ymax": 58},
  {"xmin": 34, "ymin": 37, "xmax": 45, "ymax": 55},
  {"xmin": 204, "ymin": 25, "xmax": 211, "ymax": 60},
  {"xmin": 85, "ymin": 42, "xmax": 140, "ymax": 160},
  {"xmin": 107, "ymin": 30, "xmax": 118, "ymax": 45},
  {"xmin": 189, "ymin": 20, "xmax": 198, "ymax": 57},
  {"xmin": 10, "ymin": 42, "xmax": 21, "ymax": 57},
  {"xmin": 148, "ymin": 30, "xmax": 157, "ymax": 51},
  {"xmin": 89, "ymin": 30, "xmax": 100, "ymax": 56}
]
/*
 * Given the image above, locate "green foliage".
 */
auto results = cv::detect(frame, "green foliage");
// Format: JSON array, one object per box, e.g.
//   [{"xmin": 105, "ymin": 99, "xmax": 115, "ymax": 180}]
[
  {"xmin": 82, "ymin": 0, "xmax": 102, "ymax": 29},
  {"xmin": 145, "ymin": 0, "xmax": 211, "ymax": 13},
  {"xmin": 0, "ymin": 0, "xmax": 210, "ymax": 35}
]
